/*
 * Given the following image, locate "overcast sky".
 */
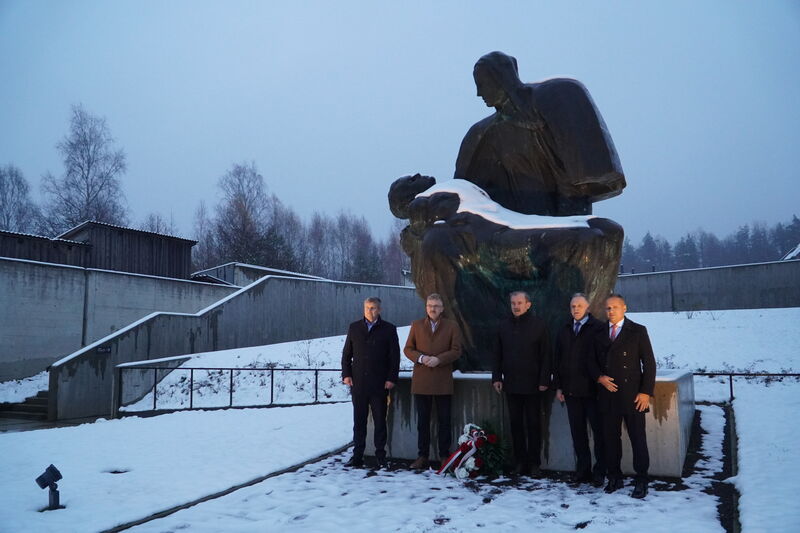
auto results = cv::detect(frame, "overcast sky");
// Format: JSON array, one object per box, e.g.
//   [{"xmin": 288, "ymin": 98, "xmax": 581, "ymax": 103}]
[{"xmin": 1, "ymin": 1, "xmax": 798, "ymax": 244}]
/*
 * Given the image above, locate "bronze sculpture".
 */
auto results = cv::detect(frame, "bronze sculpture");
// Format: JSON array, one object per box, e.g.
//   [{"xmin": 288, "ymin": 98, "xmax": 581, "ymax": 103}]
[{"xmin": 389, "ymin": 52, "xmax": 626, "ymax": 370}]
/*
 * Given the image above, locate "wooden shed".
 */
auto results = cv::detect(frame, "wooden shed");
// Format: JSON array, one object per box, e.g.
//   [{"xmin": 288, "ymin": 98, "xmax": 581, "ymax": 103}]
[
  {"xmin": 0, "ymin": 229, "xmax": 91, "ymax": 267},
  {"xmin": 58, "ymin": 221, "xmax": 197, "ymax": 279}
]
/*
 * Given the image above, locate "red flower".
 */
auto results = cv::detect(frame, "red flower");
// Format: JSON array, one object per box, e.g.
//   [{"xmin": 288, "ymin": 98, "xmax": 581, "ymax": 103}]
[
  {"xmin": 469, "ymin": 470, "xmax": 479, "ymax": 479},
  {"xmin": 475, "ymin": 438, "xmax": 485, "ymax": 448},
  {"xmin": 487, "ymin": 434, "xmax": 498, "ymax": 444},
  {"xmin": 474, "ymin": 457, "xmax": 484, "ymax": 468}
]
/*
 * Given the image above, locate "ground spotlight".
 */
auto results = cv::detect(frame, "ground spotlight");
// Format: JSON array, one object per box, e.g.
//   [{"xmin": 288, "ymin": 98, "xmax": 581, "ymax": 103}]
[{"xmin": 35, "ymin": 464, "xmax": 63, "ymax": 510}]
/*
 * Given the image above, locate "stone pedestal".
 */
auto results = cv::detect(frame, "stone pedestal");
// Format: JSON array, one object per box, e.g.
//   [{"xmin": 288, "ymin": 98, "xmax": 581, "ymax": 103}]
[{"xmin": 367, "ymin": 369, "xmax": 694, "ymax": 477}]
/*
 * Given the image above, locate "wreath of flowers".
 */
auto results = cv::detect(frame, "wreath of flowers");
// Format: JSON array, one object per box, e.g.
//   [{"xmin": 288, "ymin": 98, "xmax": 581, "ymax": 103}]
[{"xmin": 437, "ymin": 423, "xmax": 505, "ymax": 479}]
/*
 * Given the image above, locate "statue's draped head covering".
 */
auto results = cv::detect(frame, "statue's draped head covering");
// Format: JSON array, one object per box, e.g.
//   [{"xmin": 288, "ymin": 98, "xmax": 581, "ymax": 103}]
[
  {"xmin": 474, "ymin": 51, "xmax": 541, "ymax": 125},
  {"xmin": 474, "ymin": 51, "xmax": 522, "ymax": 97}
]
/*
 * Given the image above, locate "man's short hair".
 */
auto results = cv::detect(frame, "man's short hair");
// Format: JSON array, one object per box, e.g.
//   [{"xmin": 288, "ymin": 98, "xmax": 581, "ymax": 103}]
[
  {"xmin": 426, "ymin": 293, "xmax": 444, "ymax": 304},
  {"xmin": 364, "ymin": 296, "xmax": 382, "ymax": 306},
  {"xmin": 509, "ymin": 290, "xmax": 531, "ymax": 303},
  {"xmin": 571, "ymin": 292, "xmax": 589, "ymax": 303},
  {"xmin": 606, "ymin": 293, "xmax": 626, "ymax": 304}
]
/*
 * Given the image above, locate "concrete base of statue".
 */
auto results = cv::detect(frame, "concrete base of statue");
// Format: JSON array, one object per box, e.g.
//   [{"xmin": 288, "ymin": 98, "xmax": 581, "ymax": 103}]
[{"xmin": 366, "ymin": 369, "xmax": 694, "ymax": 478}]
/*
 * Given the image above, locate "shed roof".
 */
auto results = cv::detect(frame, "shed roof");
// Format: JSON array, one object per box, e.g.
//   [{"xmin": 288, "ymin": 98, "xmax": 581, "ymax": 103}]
[{"xmin": 57, "ymin": 220, "xmax": 197, "ymax": 245}]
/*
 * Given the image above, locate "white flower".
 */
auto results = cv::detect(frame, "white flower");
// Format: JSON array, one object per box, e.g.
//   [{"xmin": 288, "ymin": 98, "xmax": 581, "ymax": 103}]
[
  {"xmin": 463, "ymin": 457, "xmax": 476, "ymax": 471},
  {"xmin": 458, "ymin": 435, "xmax": 468, "ymax": 445},
  {"xmin": 455, "ymin": 467, "xmax": 469, "ymax": 480}
]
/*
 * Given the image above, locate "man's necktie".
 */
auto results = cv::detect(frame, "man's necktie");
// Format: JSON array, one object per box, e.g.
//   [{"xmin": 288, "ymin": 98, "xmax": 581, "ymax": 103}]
[
  {"xmin": 574, "ymin": 322, "xmax": 581, "ymax": 335},
  {"xmin": 610, "ymin": 324, "xmax": 618, "ymax": 340}
]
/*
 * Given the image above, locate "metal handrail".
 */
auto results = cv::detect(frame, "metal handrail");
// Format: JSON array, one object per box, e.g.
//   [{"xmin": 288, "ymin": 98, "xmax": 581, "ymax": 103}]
[
  {"xmin": 693, "ymin": 371, "xmax": 800, "ymax": 402},
  {"xmin": 117, "ymin": 366, "xmax": 346, "ymax": 416}
]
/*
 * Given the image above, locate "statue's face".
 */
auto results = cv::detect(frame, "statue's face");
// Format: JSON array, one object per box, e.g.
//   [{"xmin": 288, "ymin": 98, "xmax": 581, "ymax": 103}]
[{"xmin": 473, "ymin": 64, "xmax": 507, "ymax": 108}]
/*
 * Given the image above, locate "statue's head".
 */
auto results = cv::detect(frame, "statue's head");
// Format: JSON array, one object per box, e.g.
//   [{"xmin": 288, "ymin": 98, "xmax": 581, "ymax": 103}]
[
  {"xmin": 388, "ymin": 174, "xmax": 436, "ymax": 219},
  {"xmin": 473, "ymin": 51, "xmax": 521, "ymax": 108}
]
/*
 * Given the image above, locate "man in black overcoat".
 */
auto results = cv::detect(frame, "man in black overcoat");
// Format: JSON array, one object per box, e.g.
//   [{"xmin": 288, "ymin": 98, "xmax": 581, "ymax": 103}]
[
  {"xmin": 341, "ymin": 297, "xmax": 400, "ymax": 468},
  {"xmin": 554, "ymin": 293, "xmax": 606, "ymax": 486},
  {"xmin": 589, "ymin": 294, "xmax": 656, "ymax": 498},
  {"xmin": 492, "ymin": 291, "xmax": 551, "ymax": 477}
]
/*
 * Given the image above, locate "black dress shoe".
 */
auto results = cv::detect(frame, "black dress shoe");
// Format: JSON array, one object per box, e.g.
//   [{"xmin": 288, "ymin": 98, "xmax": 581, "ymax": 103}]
[
  {"xmin": 344, "ymin": 456, "xmax": 364, "ymax": 468},
  {"xmin": 569, "ymin": 470, "xmax": 592, "ymax": 484},
  {"xmin": 631, "ymin": 479, "xmax": 648, "ymax": 499},
  {"xmin": 376, "ymin": 456, "xmax": 388, "ymax": 469},
  {"xmin": 604, "ymin": 477, "xmax": 624, "ymax": 493},
  {"xmin": 511, "ymin": 463, "xmax": 526, "ymax": 476},
  {"xmin": 591, "ymin": 472, "xmax": 605, "ymax": 488},
  {"xmin": 528, "ymin": 465, "xmax": 542, "ymax": 479}
]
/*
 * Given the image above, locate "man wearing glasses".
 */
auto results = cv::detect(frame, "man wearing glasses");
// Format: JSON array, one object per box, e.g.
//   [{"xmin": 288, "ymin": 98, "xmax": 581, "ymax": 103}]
[{"xmin": 404, "ymin": 293, "xmax": 463, "ymax": 470}]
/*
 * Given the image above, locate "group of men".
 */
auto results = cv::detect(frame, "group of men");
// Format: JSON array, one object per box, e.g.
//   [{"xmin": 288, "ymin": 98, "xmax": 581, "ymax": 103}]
[{"xmin": 341, "ymin": 290, "xmax": 656, "ymax": 499}]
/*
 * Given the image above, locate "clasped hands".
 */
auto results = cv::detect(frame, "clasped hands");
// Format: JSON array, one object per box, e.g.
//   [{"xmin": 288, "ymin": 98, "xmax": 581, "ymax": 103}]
[
  {"xmin": 419, "ymin": 354, "xmax": 441, "ymax": 368},
  {"xmin": 597, "ymin": 375, "xmax": 650, "ymax": 412}
]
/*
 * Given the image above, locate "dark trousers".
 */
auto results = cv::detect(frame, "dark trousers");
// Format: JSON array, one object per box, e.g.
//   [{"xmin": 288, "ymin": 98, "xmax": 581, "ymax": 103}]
[
  {"xmin": 565, "ymin": 395, "xmax": 605, "ymax": 476},
  {"xmin": 604, "ymin": 410, "xmax": 649, "ymax": 480},
  {"xmin": 506, "ymin": 393, "xmax": 542, "ymax": 467},
  {"xmin": 351, "ymin": 391, "xmax": 388, "ymax": 459},
  {"xmin": 414, "ymin": 394, "xmax": 452, "ymax": 458}
]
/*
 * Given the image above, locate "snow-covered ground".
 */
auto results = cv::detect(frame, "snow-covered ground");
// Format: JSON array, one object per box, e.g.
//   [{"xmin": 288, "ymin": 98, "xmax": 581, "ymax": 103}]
[
  {"xmin": 0, "ymin": 404, "xmax": 352, "ymax": 533},
  {"xmin": 127, "ymin": 405, "xmax": 726, "ymax": 533},
  {"xmin": 0, "ymin": 371, "xmax": 48, "ymax": 403},
  {"xmin": 1, "ymin": 308, "xmax": 799, "ymax": 532}
]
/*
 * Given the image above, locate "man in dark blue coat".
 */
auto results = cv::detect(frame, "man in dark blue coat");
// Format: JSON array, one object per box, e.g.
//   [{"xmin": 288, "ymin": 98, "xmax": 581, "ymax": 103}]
[
  {"xmin": 589, "ymin": 294, "xmax": 656, "ymax": 499},
  {"xmin": 554, "ymin": 293, "xmax": 606, "ymax": 486},
  {"xmin": 341, "ymin": 297, "xmax": 400, "ymax": 468},
  {"xmin": 492, "ymin": 291, "xmax": 551, "ymax": 477}
]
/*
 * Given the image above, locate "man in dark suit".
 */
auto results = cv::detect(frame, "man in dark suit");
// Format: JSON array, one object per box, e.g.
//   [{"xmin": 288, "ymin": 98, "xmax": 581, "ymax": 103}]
[
  {"xmin": 589, "ymin": 293, "xmax": 656, "ymax": 498},
  {"xmin": 492, "ymin": 291, "xmax": 551, "ymax": 477},
  {"xmin": 341, "ymin": 297, "xmax": 400, "ymax": 469},
  {"xmin": 554, "ymin": 293, "xmax": 606, "ymax": 486}
]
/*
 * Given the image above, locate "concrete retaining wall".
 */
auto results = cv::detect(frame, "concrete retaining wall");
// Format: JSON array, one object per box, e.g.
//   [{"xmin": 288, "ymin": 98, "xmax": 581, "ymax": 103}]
[
  {"xmin": 368, "ymin": 370, "xmax": 694, "ymax": 478},
  {"xmin": 49, "ymin": 277, "xmax": 422, "ymax": 420},
  {"xmin": 0, "ymin": 257, "xmax": 239, "ymax": 381},
  {"xmin": 615, "ymin": 260, "xmax": 800, "ymax": 312}
]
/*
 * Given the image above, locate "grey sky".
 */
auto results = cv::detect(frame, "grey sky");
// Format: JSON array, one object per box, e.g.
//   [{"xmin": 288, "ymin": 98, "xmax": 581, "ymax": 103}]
[{"xmin": 1, "ymin": 1, "xmax": 798, "ymax": 245}]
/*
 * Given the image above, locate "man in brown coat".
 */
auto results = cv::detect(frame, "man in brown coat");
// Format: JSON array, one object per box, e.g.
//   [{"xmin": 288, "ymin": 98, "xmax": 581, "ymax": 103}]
[{"xmin": 403, "ymin": 293, "xmax": 462, "ymax": 470}]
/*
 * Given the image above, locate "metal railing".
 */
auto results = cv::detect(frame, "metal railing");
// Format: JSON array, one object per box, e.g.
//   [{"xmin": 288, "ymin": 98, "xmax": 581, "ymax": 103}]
[
  {"xmin": 693, "ymin": 371, "xmax": 800, "ymax": 402},
  {"xmin": 116, "ymin": 366, "xmax": 348, "ymax": 416}
]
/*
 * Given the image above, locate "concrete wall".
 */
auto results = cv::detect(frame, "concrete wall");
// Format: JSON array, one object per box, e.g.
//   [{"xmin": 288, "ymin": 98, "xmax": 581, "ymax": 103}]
[
  {"xmin": 369, "ymin": 370, "xmax": 695, "ymax": 478},
  {"xmin": 0, "ymin": 257, "xmax": 239, "ymax": 381},
  {"xmin": 615, "ymin": 260, "xmax": 800, "ymax": 312},
  {"xmin": 50, "ymin": 276, "xmax": 423, "ymax": 420}
]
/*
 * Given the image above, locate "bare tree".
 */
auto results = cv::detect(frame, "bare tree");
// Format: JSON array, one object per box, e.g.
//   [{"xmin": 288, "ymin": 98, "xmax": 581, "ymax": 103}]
[
  {"xmin": 381, "ymin": 218, "xmax": 410, "ymax": 285},
  {"xmin": 0, "ymin": 163, "xmax": 41, "ymax": 232},
  {"xmin": 192, "ymin": 200, "xmax": 219, "ymax": 271},
  {"xmin": 140, "ymin": 212, "xmax": 177, "ymax": 235},
  {"xmin": 40, "ymin": 104, "xmax": 128, "ymax": 235},
  {"xmin": 214, "ymin": 161, "xmax": 271, "ymax": 264}
]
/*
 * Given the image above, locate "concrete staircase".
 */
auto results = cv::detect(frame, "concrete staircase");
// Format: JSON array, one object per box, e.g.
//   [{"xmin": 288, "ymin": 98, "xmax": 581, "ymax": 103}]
[{"xmin": 0, "ymin": 390, "xmax": 48, "ymax": 420}]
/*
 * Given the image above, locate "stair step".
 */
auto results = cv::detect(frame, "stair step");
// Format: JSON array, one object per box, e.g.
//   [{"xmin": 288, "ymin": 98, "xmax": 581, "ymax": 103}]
[
  {"xmin": 12, "ymin": 403, "xmax": 48, "ymax": 414},
  {"xmin": 25, "ymin": 398, "xmax": 48, "ymax": 406},
  {"xmin": 35, "ymin": 390, "xmax": 49, "ymax": 399},
  {"xmin": 0, "ymin": 410, "xmax": 48, "ymax": 420}
]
